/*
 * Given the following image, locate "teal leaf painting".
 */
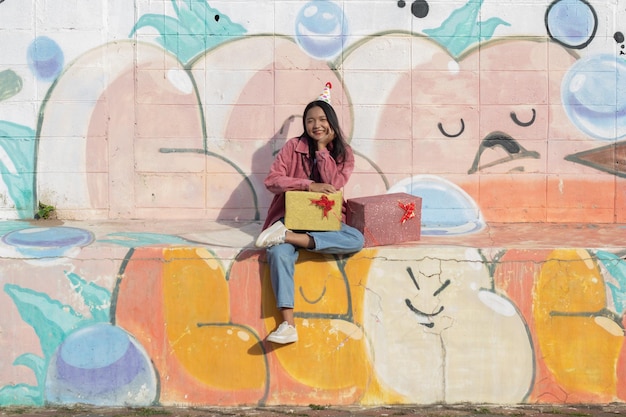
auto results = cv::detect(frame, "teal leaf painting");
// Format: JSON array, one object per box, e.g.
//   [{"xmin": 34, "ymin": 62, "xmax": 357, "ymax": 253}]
[
  {"xmin": 423, "ymin": 0, "xmax": 510, "ymax": 58},
  {"xmin": 65, "ymin": 271, "xmax": 112, "ymax": 322},
  {"xmin": 0, "ymin": 69, "xmax": 23, "ymax": 101},
  {"xmin": 2, "ymin": 283, "xmax": 85, "ymax": 406},
  {"xmin": 130, "ymin": 0, "xmax": 247, "ymax": 65},
  {"xmin": 12, "ymin": 353, "xmax": 45, "ymax": 400},
  {"xmin": 0, "ymin": 121, "xmax": 36, "ymax": 219},
  {"xmin": 4, "ymin": 284, "xmax": 86, "ymax": 360},
  {"xmin": 1, "ymin": 273, "xmax": 113, "ymax": 405},
  {"xmin": 596, "ymin": 250, "xmax": 626, "ymax": 315},
  {"xmin": 13, "ymin": 353, "xmax": 45, "ymax": 380},
  {"xmin": 0, "ymin": 384, "xmax": 41, "ymax": 406}
]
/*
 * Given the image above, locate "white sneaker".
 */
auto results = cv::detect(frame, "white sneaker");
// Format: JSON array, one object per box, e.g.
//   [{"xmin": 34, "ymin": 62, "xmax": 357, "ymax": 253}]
[
  {"xmin": 267, "ymin": 321, "xmax": 298, "ymax": 344},
  {"xmin": 255, "ymin": 221, "xmax": 288, "ymax": 248}
]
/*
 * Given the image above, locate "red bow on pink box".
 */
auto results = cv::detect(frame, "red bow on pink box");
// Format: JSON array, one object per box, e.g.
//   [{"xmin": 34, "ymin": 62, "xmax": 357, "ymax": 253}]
[{"xmin": 398, "ymin": 201, "xmax": 416, "ymax": 224}]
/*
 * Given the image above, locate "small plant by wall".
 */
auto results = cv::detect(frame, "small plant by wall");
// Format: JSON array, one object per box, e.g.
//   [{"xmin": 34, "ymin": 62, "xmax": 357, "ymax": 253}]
[{"xmin": 35, "ymin": 202, "xmax": 55, "ymax": 220}]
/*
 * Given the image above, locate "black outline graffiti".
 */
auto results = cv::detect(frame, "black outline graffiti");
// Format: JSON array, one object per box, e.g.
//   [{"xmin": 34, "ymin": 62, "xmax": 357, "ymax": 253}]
[
  {"xmin": 511, "ymin": 109, "xmax": 536, "ymax": 127},
  {"xmin": 614, "ymin": 31, "xmax": 625, "ymax": 55},
  {"xmin": 468, "ymin": 132, "xmax": 541, "ymax": 174},
  {"xmin": 397, "ymin": 0, "xmax": 429, "ymax": 19},
  {"xmin": 438, "ymin": 119, "xmax": 465, "ymax": 138},
  {"xmin": 404, "ymin": 267, "xmax": 450, "ymax": 328}
]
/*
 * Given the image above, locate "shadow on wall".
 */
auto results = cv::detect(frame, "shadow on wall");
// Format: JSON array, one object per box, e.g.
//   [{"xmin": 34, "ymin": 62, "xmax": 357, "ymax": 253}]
[{"xmin": 217, "ymin": 114, "xmax": 301, "ymax": 228}]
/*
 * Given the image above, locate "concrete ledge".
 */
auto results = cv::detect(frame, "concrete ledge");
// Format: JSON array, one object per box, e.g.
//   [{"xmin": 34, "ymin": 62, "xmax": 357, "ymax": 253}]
[
  {"xmin": 1, "ymin": 219, "xmax": 622, "ymax": 254},
  {"xmin": 1, "ymin": 220, "xmax": 625, "ymax": 407}
]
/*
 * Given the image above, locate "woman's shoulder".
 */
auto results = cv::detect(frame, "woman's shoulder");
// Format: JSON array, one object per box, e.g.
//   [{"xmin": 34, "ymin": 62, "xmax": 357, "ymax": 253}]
[
  {"xmin": 282, "ymin": 136, "xmax": 308, "ymax": 151},
  {"xmin": 284, "ymin": 136, "xmax": 301, "ymax": 143},
  {"xmin": 272, "ymin": 136, "xmax": 308, "ymax": 159}
]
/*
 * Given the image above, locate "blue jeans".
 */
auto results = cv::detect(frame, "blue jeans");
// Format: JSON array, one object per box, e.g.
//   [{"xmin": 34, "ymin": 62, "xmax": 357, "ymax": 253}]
[{"xmin": 265, "ymin": 222, "xmax": 364, "ymax": 308}]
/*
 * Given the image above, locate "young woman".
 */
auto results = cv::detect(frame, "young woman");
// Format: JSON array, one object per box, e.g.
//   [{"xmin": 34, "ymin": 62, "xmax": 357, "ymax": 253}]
[{"xmin": 255, "ymin": 94, "xmax": 364, "ymax": 344}]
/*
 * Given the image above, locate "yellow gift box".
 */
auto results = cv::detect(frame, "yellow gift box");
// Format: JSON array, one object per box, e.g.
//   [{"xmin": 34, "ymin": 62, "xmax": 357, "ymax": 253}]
[{"xmin": 284, "ymin": 191, "xmax": 343, "ymax": 231}]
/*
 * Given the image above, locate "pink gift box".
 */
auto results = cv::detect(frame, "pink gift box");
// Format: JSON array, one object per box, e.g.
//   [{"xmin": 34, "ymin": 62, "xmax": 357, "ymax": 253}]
[{"xmin": 346, "ymin": 193, "xmax": 422, "ymax": 247}]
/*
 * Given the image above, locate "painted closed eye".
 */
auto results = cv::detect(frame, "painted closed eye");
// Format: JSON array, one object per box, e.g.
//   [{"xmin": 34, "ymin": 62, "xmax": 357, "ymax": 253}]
[
  {"xmin": 438, "ymin": 119, "xmax": 465, "ymax": 138},
  {"xmin": 510, "ymin": 109, "xmax": 536, "ymax": 127}
]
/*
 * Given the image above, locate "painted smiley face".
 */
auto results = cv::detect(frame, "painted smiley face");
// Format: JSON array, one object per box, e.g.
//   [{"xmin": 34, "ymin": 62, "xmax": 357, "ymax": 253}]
[
  {"xmin": 363, "ymin": 247, "xmax": 534, "ymax": 403},
  {"xmin": 404, "ymin": 264, "xmax": 451, "ymax": 329},
  {"xmin": 342, "ymin": 34, "xmax": 607, "ymax": 223},
  {"xmin": 259, "ymin": 250, "xmax": 372, "ymax": 403}
]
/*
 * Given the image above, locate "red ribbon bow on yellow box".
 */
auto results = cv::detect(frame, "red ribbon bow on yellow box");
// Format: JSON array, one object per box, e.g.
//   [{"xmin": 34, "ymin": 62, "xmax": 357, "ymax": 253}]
[{"xmin": 311, "ymin": 195, "xmax": 336, "ymax": 218}]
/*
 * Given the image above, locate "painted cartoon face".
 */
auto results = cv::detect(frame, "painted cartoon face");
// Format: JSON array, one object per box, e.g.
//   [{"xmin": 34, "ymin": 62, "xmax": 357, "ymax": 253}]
[
  {"xmin": 402, "ymin": 257, "xmax": 453, "ymax": 331},
  {"xmin": 342, "ymin": 35, "xmax": 613, "ymax": 223},
  {"xmin": 259, "ymin": 250, "xmax": 372, "ymax": 404},
  {"xmin": 363, "ymin": 246, "xmax": 533, "ymax": 403}
]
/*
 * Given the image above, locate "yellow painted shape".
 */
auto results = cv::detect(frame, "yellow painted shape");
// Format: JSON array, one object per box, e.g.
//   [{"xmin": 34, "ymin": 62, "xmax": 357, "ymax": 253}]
[
  {"xmin": 535, "ymin": 249, "xmax": 622, "ymax": 395},
  {"xmin": 162, "ymin": 247, "xmax": 267, "ymax": 389},
  {"xmin": 276, "ymin": 317, "xmax": 370, "ymax": 390},
  {"xmin": 263, "ymin": 251, "xmax": 372, "ymax": 391},
  {"xmin": 293, "ymin": 251, "xmax": 351, "ymax": 317},
  {"xmin": 343, "ymin": 248, "xmax": 377, "ymax": 326},
  {"xmin": 177, "ymin": 323, "xmax": 266, "ymax": 389},
  {"xmin": 163, "ymin": 247, "xmax": 229, "ymax": 334}
]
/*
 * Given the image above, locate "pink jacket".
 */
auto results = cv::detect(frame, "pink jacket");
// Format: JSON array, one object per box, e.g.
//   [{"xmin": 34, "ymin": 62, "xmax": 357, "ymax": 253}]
[{"xmin": 262, "ymin": 136, "xmax": 355, "ymax": 230}]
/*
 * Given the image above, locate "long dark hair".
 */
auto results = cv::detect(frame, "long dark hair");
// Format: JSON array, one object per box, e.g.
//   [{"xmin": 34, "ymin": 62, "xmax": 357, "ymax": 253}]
[{"xmin": 301, "ymin": 100, "xmax": 348, "ymax": 163}]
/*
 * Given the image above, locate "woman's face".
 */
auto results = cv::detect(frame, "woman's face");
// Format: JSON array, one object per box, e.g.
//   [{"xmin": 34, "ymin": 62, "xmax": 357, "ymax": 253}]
[{"xmin": 305, "ymin": 105, "xmax": 335, "ymax": 145}]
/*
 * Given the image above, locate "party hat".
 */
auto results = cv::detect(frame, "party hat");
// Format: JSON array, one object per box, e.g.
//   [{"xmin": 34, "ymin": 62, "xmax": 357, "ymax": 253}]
[{"xmin": 317, "ymin": 82, "xmax": 332, "ymax": 104}]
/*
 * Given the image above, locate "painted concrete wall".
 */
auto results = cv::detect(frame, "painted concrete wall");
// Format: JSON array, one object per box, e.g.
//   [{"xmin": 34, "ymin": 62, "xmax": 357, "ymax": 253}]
[
  {"xmin": 0, "ymin": 0, "xmax": 624, "ymax": 224},
  {"xmin": 1, "ymin": 0, "xmax": 626, "ymax": 408},
  {"xmin": 1, "ymin": 222, "xmax": 626, "ymax": 407}
]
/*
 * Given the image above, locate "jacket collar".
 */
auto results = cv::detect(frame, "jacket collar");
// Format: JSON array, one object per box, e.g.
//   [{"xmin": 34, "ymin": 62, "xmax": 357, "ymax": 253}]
[{"xmin": 295, "ymin": 136, "xmax": 310, "ymax": 154}]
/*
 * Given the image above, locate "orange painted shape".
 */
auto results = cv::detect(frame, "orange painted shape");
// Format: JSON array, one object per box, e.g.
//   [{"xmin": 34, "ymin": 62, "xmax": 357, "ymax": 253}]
[
  {"xmin": 260, "ymin": 251, "xmax": 371, "ymax": 403},
  {"xmin": 115, "ymin": 246, "xmax": 269, "ymax": 405},
  {"xmin": 493, "ymin": 248, "xmax": 568, "ymax": 403},
  {"xmin": 494, "ymin": 249, "xmax": 551, "ymax": 326},
  {"xmin": 228, "ymin": 249, "xmax": 266, "ymax": 331},
  {"xmin": 169, "ymin": 323, "xmax": 266, "ymax": 390},
  {"xmin": 343, "ymin": 248, "xmax": 377, "ymax": 326},
  {"xmin": 617, "ymin": 314, "xmax": 626, "ymax": 400},
  {"xmin": 114, "ymin": 247, "xmax": 167, "ymax": 359},
  {"xmin": 535, "ymin": 249, "xmax": 622, "ymax": 401},
  {"xmin": 290, "ymin": 251, "xmax": 352, "ymax": 317},
  {"xmin": 163, "ymin": 247, "xmax": 230, "ymax": 333}
]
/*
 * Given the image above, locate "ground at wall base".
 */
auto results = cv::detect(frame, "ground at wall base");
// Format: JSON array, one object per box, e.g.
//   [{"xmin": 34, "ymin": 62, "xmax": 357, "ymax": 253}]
[{"xmin": 2, "ymin": 404, "xmax": 626, "ymax": 417}]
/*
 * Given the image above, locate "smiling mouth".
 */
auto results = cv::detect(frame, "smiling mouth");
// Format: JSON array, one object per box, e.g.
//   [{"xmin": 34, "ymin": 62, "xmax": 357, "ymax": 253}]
[{"xmin": 405, "ymin": 299, "xmax": 444, "ymax": 328}]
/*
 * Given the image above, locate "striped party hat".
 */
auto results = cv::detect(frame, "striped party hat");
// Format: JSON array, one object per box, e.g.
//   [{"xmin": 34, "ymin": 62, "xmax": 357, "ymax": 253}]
[{"xmin": 317, "ymin": 82, "xmax": 332, "ymax": 104}]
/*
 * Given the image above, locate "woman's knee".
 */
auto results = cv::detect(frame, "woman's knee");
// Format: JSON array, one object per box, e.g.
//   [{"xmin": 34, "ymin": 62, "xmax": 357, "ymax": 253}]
[
  {"xmin": 343, "ymin": 225, "xmax": 365, "ymax": 250},
  {"xmin": 266, "ymin": 243, "xmax": 297, "ymax": 262}
]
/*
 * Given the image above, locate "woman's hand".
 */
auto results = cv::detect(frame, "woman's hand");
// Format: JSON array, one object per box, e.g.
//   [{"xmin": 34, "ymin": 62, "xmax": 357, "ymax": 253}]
[
  {"xmin": 316, "ymin": 130, "xmax": 334, "ymax": 151},
  {"xmin": 309, "ymin": 182, "xmax": 337, "ymax": 194}
]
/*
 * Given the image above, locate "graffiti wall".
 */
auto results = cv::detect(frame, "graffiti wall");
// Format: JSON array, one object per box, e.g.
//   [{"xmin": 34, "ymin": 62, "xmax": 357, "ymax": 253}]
[
  {"xmin": 1, "ymin": 0, "xmax": 626, "ymax": 408},
  {"xmin": 2, "ymin": 223, "xmax": 626, "ymax": 407},
  {"xmin": 0, "ymin": 0, "xmax": 624, "ymax": 224}
]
